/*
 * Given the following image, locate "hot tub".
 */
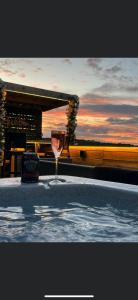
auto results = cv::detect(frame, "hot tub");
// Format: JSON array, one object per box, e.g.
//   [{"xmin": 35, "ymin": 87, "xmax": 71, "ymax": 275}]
[{"xmin": 0, "ymin": 175, "xmax": 138, "ymax": 242}]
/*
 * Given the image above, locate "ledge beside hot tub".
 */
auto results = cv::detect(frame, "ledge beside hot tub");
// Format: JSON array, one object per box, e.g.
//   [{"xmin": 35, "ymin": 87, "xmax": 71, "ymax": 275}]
[
  {"xmin": 39, "ymin": 160, "xmax": 138, "ymax": 185},
  {"xmin": 0, "ymin": 176, "xmax": 138, "ymax": 205}
]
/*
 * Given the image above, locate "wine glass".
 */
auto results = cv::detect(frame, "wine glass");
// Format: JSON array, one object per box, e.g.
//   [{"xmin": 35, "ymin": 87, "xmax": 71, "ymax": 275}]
[{"xmin": 50, "ymin": 130, "xmax": 66, "ymax": 184}]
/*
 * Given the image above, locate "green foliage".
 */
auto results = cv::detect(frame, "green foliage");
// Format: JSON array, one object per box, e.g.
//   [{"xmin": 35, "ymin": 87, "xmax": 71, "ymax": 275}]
[
  {"xmin": 0, "ymin": 79, "xmax": 6, "ymax": 149},
  {"xmin": 66, "ymin": 95, "xmax": 79, "ymax": 145}
]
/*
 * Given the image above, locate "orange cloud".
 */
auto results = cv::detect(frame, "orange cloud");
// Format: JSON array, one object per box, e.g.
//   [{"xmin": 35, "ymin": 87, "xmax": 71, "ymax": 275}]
[
  {"xmin": 80, "ymin": 95, "xmax": 138, "ymax": 106},
  {"xmin": 42, "ymin": 107, "xmax": 67, "ymax": 137},
  {"xmin": 42, "ymin": 103, "xmax": 138, "ymax": 145}
]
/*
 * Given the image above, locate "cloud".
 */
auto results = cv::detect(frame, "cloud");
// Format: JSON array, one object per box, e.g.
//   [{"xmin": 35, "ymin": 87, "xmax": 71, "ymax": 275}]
[
  {"xmin": 52, "ymin": 84, "xmax": 61, "ymax": 91},
  {"xmin": 78, "ymin": 104, "xmax": 138, "ymax": 120},
  {"xmin": 33, "ymin": 67, "xmax": 43, "ymax": 73},
  {"xmin": 0, "ymin": 69, "xmax": 17, "ymax": 76},
  {"xmin": 80, "ymin": 92, "xmax": 138, "ymax": 106},
  {"xmin": 77, "ymin": 125, "xmax": 109, "ymax": 134},
  {"xmin": 76, "ymin": 123, "xmax": 137, "ymax": 142},
  {"xmin": 0, "ymin": 58, "xmax": 33, "ymax": 67},
  {"xmin": 62, "ymin": 58, "xmax": 72, "ymax": 64},
  {"xmin": 76, "ymin": 124, "xmax": 108, "ymax": 137},
  {"xmin": 80, "ymin": 93, "xmax": 114, "ymax": 105},
  {"xmin": 105, "ymin": 65, "xmax": 122, "ymax": 73},
  {"xmin": 93, "ymin": 81, "xmax": 138, "ymax": 95},
  {"xmin": 0, "ymin": 58, "xmax": 37, "ymax": 80},
  {"xmin": 91, "ymin": 127, "xmax": 109, "ymax": 134},
  {"xmin": 85, "ymin": 59, "xmax": 126, "ymax": 84},
  {"xmin": 42, "ymin": 102, "xmax": 138, "ymax": 144},
  {"xmin": 80, "ymin": 104, "xmax": 138, "ymax": 116},
  {"xmin": 77, "ymin": 122, "xmax": 138, "ymax": 135},
  {"xmin": 81, "ymin": 92, "xmax": 106, "ymax": 100},
  {"xmin": 19, "ymin": 58, "xmax": 33, "ymax": 65},
  {"xmin": 19, "ymin": 73, "xmax": 26, "ymax": 78},
  {"xmin": 0, "ymin": 58, "xmax": 20, "ymax": 67},
  {"xmin": 93, "ymin": 82, "xmax": 118, "ymax": 94},
  {"xmin": 91, "ymin": 134, "xmax": 135, "ymax": 141},
  {"xmin": 0, "ymin": 59, "xmax": 25, "ymax": 78},
  {"xmin": 107, "ymin": 117, "xmax": 138, "ymax": 125},
  {"xmin": 125, "ymin": 85, "xmax": 138, "ymax": 92},
  {"xmin": 86, "ymin": 60, "xmax": 122, "ymax": 81},
  {"xmin": 86, "ymin": 58, "xmax": 103, "ymax": 70}
]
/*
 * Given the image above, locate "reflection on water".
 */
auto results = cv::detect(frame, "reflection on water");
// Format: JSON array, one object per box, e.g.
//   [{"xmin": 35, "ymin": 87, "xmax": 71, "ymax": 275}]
[{"xmin": 0, "ymin": 201, "xmax": 138, "ymax": 242}]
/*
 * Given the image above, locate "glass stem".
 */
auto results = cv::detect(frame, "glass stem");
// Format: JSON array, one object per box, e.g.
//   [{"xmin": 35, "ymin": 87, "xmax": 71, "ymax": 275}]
[{"xmin": 55, "ymin": 157, "xmax": 58, "ymax": 180}]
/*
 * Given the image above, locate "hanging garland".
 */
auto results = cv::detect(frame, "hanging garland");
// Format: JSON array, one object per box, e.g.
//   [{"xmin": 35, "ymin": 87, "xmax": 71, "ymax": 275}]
[
  {"xmin": 0, "ymin": 79, "xmax": 7, "ymax": 150},
  {"xmin": 66, "ymin": 95, "xmax": 79, "ymax": 145}
]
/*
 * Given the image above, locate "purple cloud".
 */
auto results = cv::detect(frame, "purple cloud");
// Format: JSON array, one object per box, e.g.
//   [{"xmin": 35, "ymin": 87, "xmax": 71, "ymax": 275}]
[
  {"xmin": 80, "ymin": 104, "xmax": 138, "ymax": 116},
  {"xmin": 93, "ymin": 81, "xmax": 138, "ymax": 94},
  {"xmin": 86, "ymin": 58, "xmax": 103, "ymax": 71},
  {"xmin": 105, "ymin": 65, "xmax": 122, "ymax": 73},
  {"xmin": 107, "ymin": 117, "xmax": 138, "ymax": 125}
]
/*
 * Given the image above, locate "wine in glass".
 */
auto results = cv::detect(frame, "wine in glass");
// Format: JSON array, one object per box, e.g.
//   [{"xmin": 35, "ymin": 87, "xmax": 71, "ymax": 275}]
[{"xmin": 50, "ymin": 130, "xmax": 65, "ymax": 184}]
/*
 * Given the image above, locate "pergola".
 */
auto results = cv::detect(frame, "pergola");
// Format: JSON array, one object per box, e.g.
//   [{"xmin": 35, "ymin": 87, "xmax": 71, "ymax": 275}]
[{"xmin": 0, "ymin": 80, "xmax": 79, "ymax": 149}]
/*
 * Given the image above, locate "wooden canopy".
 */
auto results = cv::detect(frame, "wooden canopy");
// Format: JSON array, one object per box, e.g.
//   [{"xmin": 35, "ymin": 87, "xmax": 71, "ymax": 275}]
[{"xmin": 4, "ymin": 81, "xmax": 77, "ymax": 111}]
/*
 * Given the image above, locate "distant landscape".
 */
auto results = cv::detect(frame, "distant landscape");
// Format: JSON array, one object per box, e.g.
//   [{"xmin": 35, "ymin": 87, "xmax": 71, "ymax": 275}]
[
  {"xmin": 43, "ymin": 137, "xmax": 137, "ymax": 147},
  {"xmin": 74, "ymin": 139, "xmax": 138, "ymax": 147}
]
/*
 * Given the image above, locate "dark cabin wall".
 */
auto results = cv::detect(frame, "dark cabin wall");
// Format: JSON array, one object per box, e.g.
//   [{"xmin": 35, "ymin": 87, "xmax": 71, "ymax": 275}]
[{"xmin": 5, "ymin": 105, "xmax": 42, "ymax": 140}]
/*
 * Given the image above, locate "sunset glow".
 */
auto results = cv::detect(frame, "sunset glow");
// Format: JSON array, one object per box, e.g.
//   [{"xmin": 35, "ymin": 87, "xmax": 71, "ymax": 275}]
[{"xmin": 0, "ymin": 58, "xmax": 138, "ymax": 145}]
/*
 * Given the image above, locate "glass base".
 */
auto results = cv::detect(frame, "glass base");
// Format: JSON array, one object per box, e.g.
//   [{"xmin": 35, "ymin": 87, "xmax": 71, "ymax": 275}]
[{"xmin": 48, "ymin": 178, "xmax": 66, "ymax": 185}]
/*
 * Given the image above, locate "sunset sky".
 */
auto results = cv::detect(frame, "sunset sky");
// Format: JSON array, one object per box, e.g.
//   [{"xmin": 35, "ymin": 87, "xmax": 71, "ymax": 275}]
[{"xmin": 0, "ymin": 58, "xmax": 138, "ymax": 145}]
